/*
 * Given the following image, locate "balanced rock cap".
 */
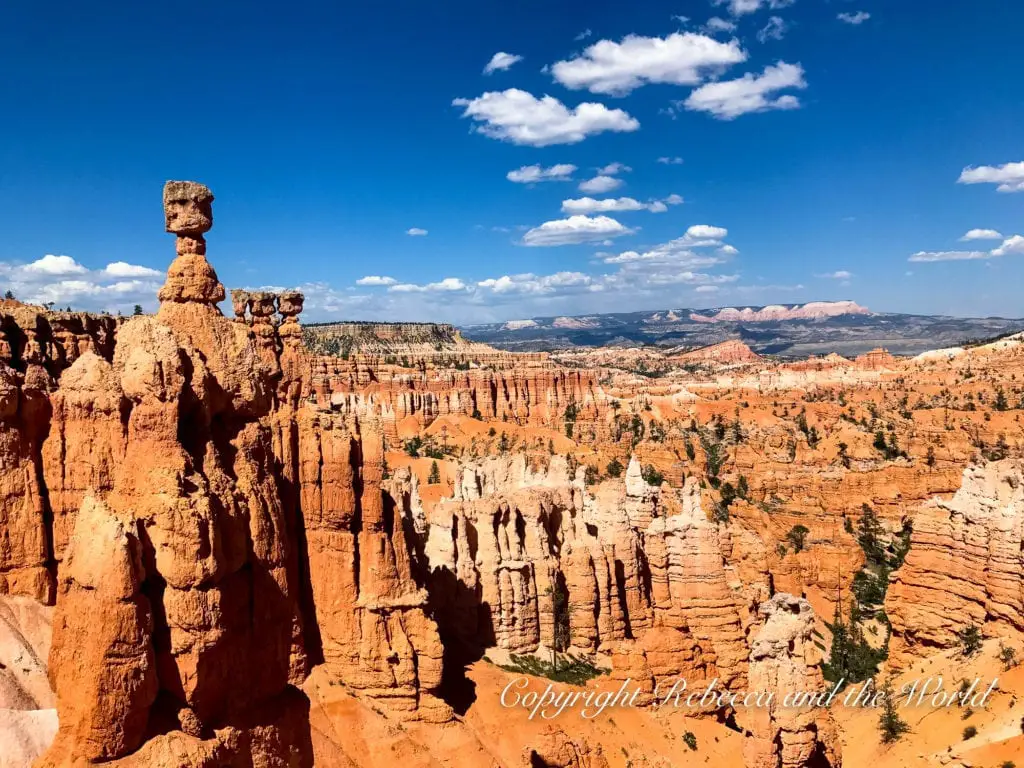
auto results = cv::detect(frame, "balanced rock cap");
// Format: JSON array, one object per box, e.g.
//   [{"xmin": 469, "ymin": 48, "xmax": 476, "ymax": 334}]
[{"xmin": 163, "ymin": 180, "xmax": 214, "ymax": 236}]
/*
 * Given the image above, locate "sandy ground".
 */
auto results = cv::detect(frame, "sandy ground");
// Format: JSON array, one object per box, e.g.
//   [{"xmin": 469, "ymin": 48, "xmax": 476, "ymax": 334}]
[
  {"xmin": 834, "ymin": 639, "xmax": 1024, "ymax": 767},
  {"xmin": 305, "ymin": 660, "xmax": 744, "ymax": 767}
]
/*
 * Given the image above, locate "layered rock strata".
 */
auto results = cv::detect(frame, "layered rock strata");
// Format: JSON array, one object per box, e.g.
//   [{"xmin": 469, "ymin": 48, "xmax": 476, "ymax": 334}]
[{"xmin": 887, "ymin": 459, "xmax": 1024, "ymax": 664}]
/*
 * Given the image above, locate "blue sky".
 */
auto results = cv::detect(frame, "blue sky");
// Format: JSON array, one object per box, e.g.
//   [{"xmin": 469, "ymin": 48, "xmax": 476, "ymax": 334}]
[{"xmin": 2, "ymin": 0, "xmax": 1023, "ymax": 323}]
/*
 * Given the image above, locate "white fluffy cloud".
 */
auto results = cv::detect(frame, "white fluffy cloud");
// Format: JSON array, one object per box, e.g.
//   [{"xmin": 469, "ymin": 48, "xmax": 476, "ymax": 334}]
[
  {"xmin": 550, "ymin": 32, "xmax": 746, "ymax": 96},
  {"xmin": 684, "ymin": 62, "xmax": 806, "ymax": 119},
  {"xmin": 406, "ymin": 227, "xmax": 428, "ymax": 236},
  {"xmin": 838, "ymin": 11, "xmax": 871, "ymax": 25},
  {"xmin": 578, "ymin": 175, "xmax": 623, "ymax": 194},
  {"xmin": 908, "ymin": 250, "xmax": 991, "ymax": 262},
  {"xmin": 521, "ymin": 215, "xmax": 633, "ymax": 246},
  {"xmin": 103, "ymin": 261, "xmax": 162, "ymax": 278},
  {"xmin": 334, "ymin": 221, "xmax": 749, "ymax": 323},
  {"xmin": 960, "ymin": 229, "xmax": 1003, "ymax": 241},
  {"xmin": 602, "ymin": 225, "xmax": 731, "ymax": 265},
  {"xmin": 817, "ymin": 270, "xmax": 853, "ymax": 279},
  {"xmin": 0, "ymin": 254, "xmax": 164, "ymax": 313},
  {"xmin": 958, "ymin": 162, "xmax": 1024, "ymax": 193},
  {"xmin": 561, "ymin": 194, "xmax": 682, "ymax": 214},
  {"xmin": 757, "ymin": 16, "xmax": 788, "ymax": 43},
  {"xmin": 506, "ymin": 163, "xmax": 577, "ymax": 183},
  {"xmin": 657, "ymin": 156, "xmax": 684, "ymax": 165},
  {"xmin": 22, "ymin": 254, "xmax": 88, "ymax": 276},
  {"xmin": 714, "ymin": 0, "xmax": 794, "ymax": 16},
  {"xmin": 356, "ymin": 275, "xmax": 397, "ymax": 286},
  {"xmin": 704, "ymin": 17, "xmax": 737, "ymax": 33},
  {"xmin": 991, "ymin": 235, "xmax": 1024, "ymax": 257},
  {"xmin": 562, "ymin": 197, "xmax": 649, "ymax": 214},
  {"xmin": 578, "ymin": 161, "xmax": 632, "ymax": 193},
  {"xmin": 453, "ymin": 89, "xmax": 639, "ymax": 146},
  {"xmin": 477, "ymin": 271, "xmax": 594, "ymax": 294},
  {"xmin": 641, "ymin": 271, "xmax": 739, "ymax": 287},
  {"xmin": 390, "ymin": 277, "xmax": 467, "ymax": 293},
  {"xmin": 483, "ymin": 52, "xmax": 523, "ymax": 75},
  {"xmin": 686, "ymin": 224, "xmax": 729, "ymax": 239},
  {"xmin": 909, "ymin": 234, "xmax": 1024, "ymax": 261},
  {"xmin": 717, "ymin": 0, "xmax": 762, "ymax": 15}
]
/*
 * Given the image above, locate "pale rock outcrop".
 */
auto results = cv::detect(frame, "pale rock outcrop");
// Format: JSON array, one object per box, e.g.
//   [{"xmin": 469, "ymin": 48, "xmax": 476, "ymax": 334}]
[
  {"xmin": 425, "ymin": 457, "xmax": 753, "ymax": 693},
  {"xmin": 887, "ymin": 459, "xmax": 1024, "ymax": 664},
  {"xmin": 426, "ymin": 455, "xmax": 655, "ymax": 654},
  {"xmin": 741, "ymin": 594, "xmax": 841, "ymax": 768},
  {"xmin": 0, "ymin": 595, "xmax": 53, "ymax": 711},
  {"xmin": 0, "ymin": 595, "xmax": 57, "ymax": 768}
]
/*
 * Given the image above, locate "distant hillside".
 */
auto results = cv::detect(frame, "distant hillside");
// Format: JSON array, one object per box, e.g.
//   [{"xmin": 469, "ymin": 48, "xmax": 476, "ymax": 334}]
[
  {"xmin": 460, "ymin": 301, "xmax": 1024, "ymax": 357},
  {"xmin": 304, "ymin": 321, "xmax": 474, "ymax": 356}
]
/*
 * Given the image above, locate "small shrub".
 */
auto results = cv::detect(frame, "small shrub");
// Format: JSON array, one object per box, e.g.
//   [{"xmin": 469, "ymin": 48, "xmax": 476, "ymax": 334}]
[
  {"xmin": 682, "ymin": 731, "xmax": 697, "ymax": 751},
  {"xmin": 999, "ymin": 641, "xmax": 1019, "ymax": 671},
  {"xmin": 641, "ymin": 464, "xmax": 664, "ymax": 486},
  {"xmin": 959, "ymin": 625, "xmax": 982, "ymax": 657},
  {"xmin": 497, "ymin": 653, "xmax": 605, "ymax": 686},
  {"xmin": 786, "ymin": 524, "xmax": 810, "ymax": 553},
  {"xmin": 878, "ymin": 676, "xmax": 910, "ymax": 743},
  {"xmin": 962, "ymin": 725, "xmax": 977, "ymax": 740}
]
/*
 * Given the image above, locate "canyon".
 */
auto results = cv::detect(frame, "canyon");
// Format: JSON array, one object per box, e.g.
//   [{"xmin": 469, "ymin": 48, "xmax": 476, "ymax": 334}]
[{"xmin": 0, "ymin": 182, "xmax": 1022, "ymax": 767}]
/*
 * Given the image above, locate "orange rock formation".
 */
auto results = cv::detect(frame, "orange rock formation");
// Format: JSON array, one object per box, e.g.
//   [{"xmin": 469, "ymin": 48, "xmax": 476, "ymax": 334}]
[{"xmin": 1, "ymin": 181, "xmax": 1023, "ymax": 768}]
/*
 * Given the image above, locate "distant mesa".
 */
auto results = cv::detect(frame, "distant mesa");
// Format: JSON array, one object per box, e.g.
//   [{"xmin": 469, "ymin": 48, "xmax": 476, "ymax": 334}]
[
  {"xmin": 689, "ymin": 300, "xmax": 870, "ymax": 324},
  {"xmin": 670, "ymin": 339, "xmax": 761, "ymax": 365},
  {"xmin": 501, "ymin": 319, "xmax": 538, "ymax": 331},
  {"xmin": 551, "ymin": 315, "xmax": 600, "ymax": 329},
  {"xmin": 491, "ymin": 301, "xmax": 870, "ymax": 334}
]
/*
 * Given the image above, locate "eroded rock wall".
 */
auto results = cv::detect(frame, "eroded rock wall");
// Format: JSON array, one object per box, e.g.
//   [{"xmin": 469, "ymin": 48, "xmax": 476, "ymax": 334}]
[{"xmin": 887, "ymin": 459, "xmax": 1024, "ymax": 664}]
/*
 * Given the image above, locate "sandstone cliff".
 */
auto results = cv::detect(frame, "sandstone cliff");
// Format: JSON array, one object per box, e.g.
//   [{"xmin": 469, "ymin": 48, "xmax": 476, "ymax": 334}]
[{"xmin": 887, "ymin": 459, "xmax": 1024, "ymax": 664}]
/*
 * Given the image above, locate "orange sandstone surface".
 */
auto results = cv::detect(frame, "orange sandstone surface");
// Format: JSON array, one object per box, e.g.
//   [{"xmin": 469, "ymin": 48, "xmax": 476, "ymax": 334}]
[{"xmin": 0, "ymin": 182, "xmax": 1022, "ymax": 767}]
